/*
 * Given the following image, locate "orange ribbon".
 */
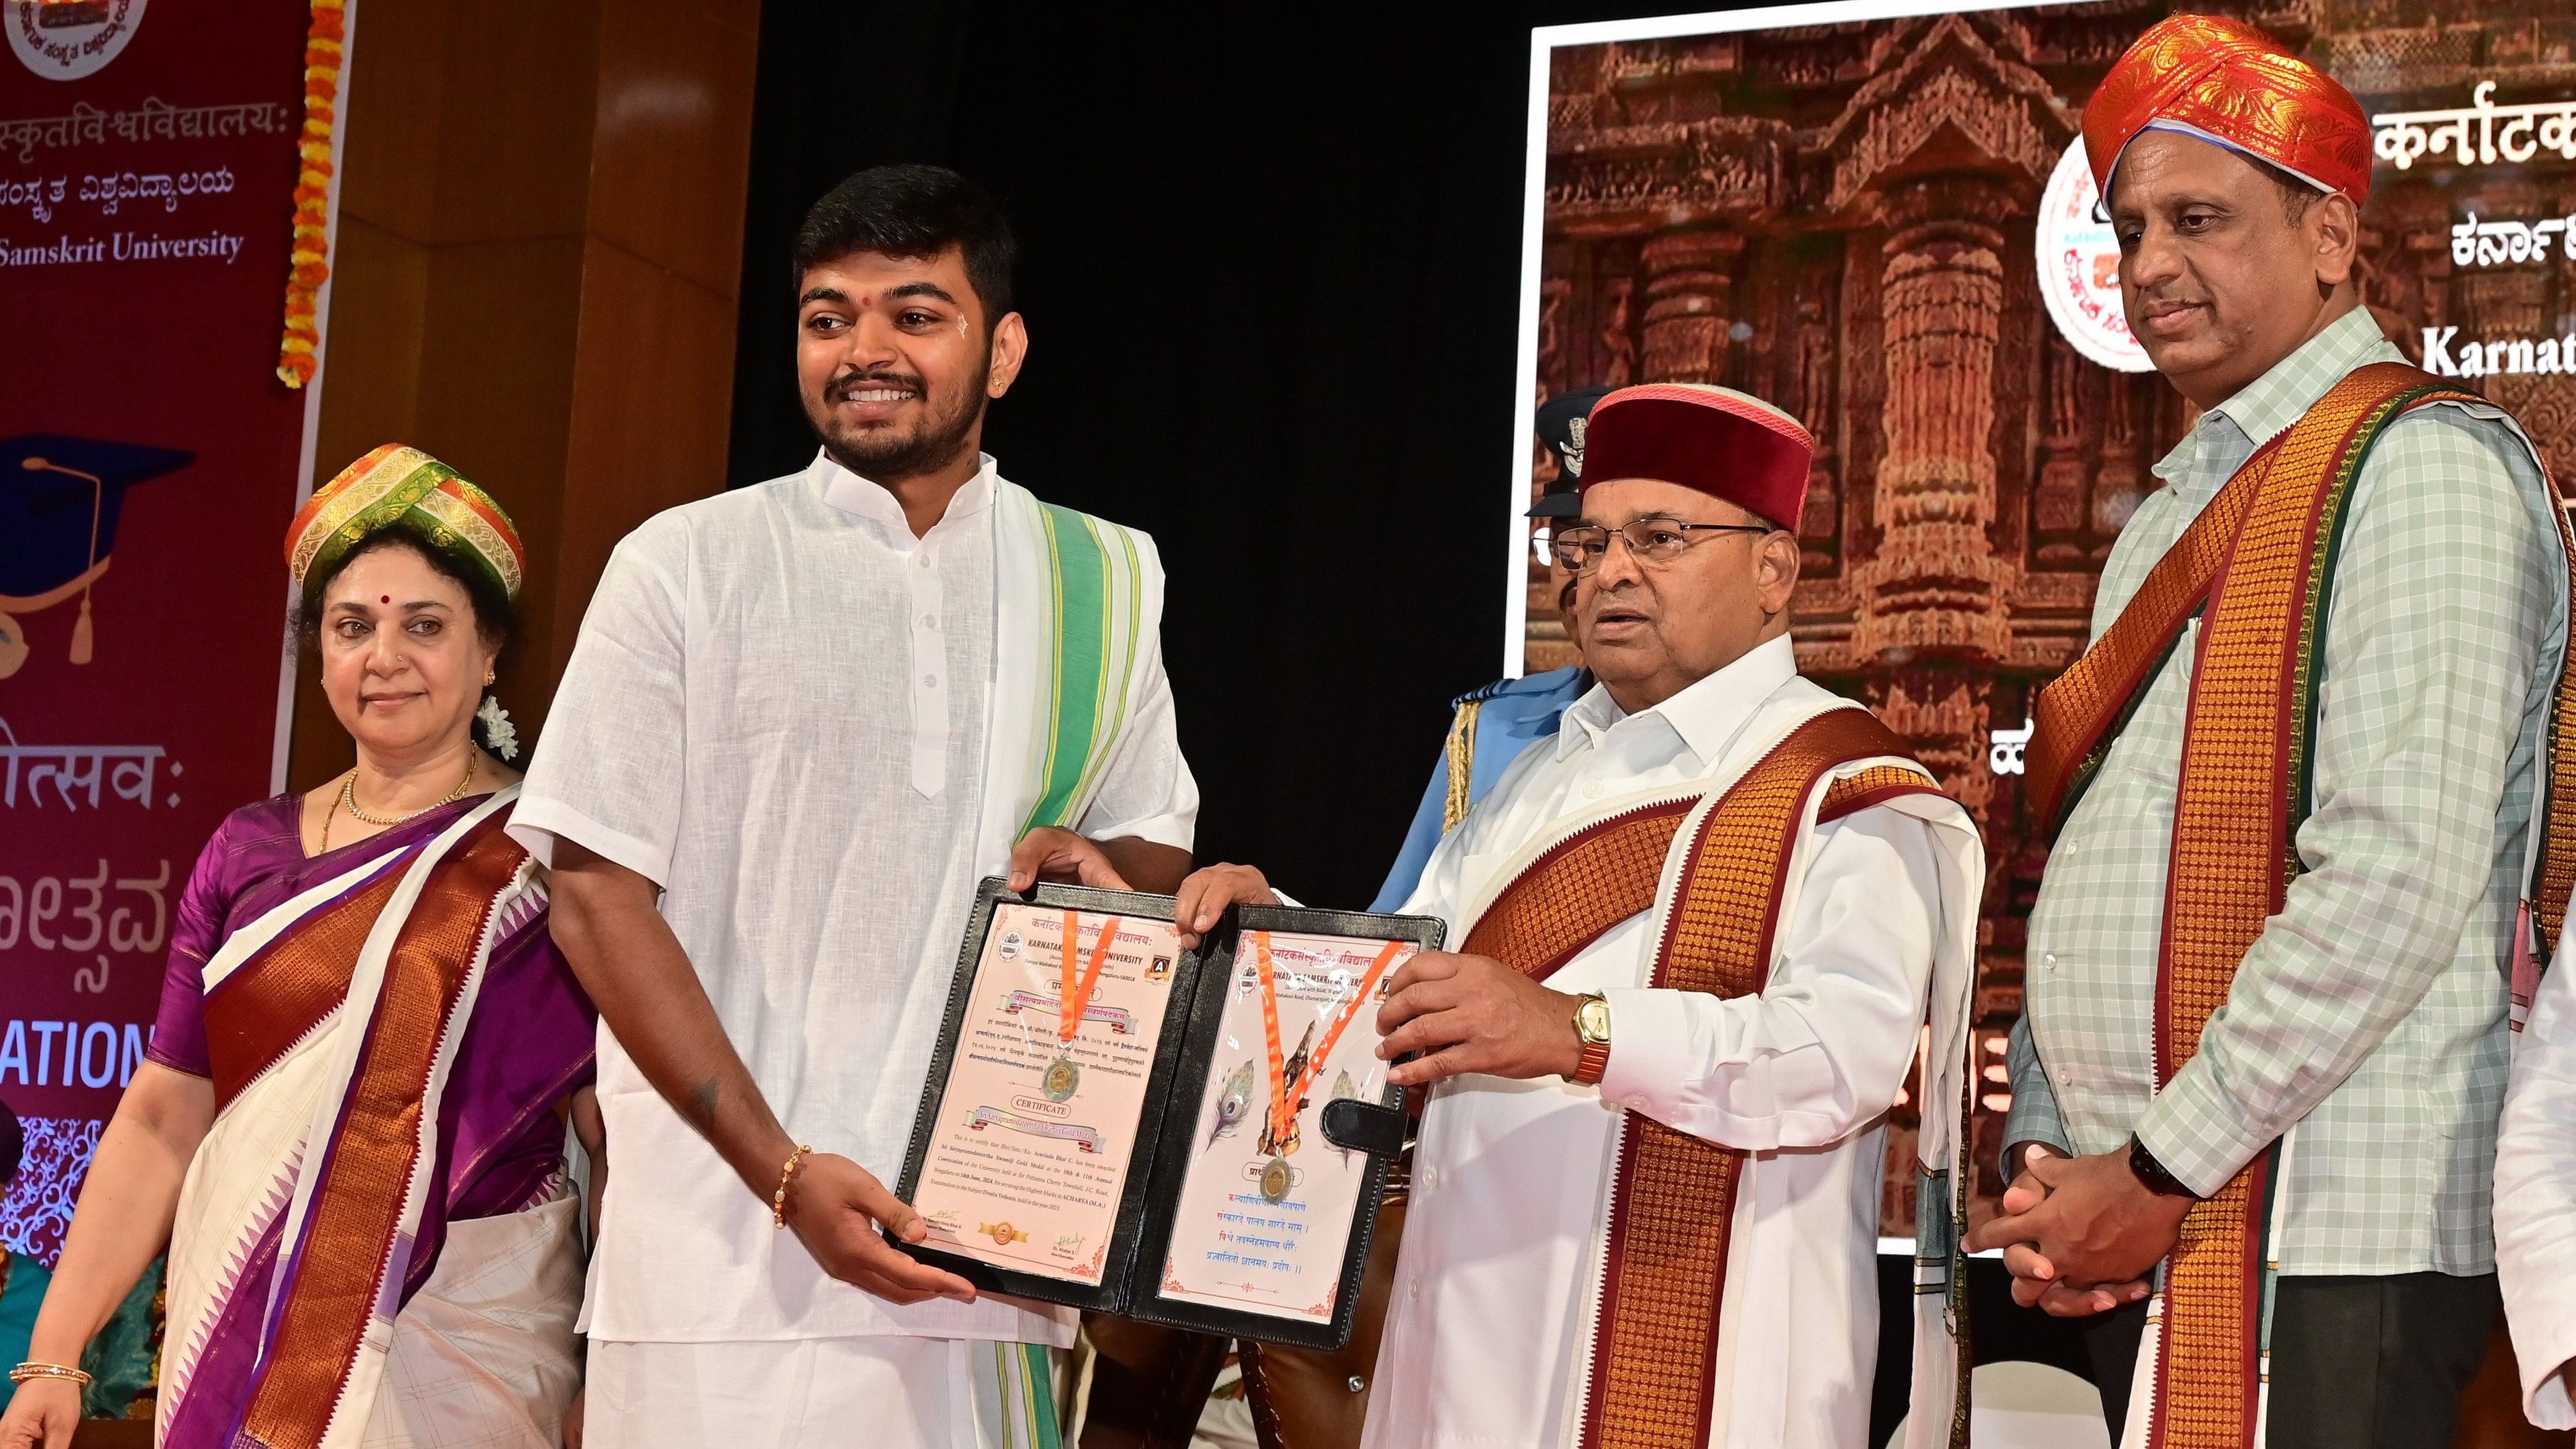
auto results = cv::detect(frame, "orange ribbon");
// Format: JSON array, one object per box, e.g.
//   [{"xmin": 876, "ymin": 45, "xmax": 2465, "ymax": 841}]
[
  {"xmin": 1253, "ymin": 932, "xmax": 1407, "ymax": 1152},
  {"xmin": 1059, "ymin": 911, "xmax": 1120, "ymax": 1045}
]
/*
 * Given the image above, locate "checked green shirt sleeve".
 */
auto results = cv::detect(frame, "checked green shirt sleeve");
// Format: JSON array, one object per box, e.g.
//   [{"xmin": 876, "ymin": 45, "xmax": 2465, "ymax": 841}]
[
  {"xmin": 2132, "ymin": 408, "xmax": 2557, "ymax": 1198},
  {"xmin": 2002, "ymin": 1012, "xmax": 2073, "ymax": 1165}
]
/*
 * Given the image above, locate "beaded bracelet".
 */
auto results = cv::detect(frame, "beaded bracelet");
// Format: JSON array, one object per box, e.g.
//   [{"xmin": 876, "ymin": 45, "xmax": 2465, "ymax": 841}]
[
  {"xmin": 9, "ymin": 1361, "xmax": 91, "ymax": 1387},
  {"xmin": 772, "ymin": 1144, "xmax": 814, "ymax": 1228}
]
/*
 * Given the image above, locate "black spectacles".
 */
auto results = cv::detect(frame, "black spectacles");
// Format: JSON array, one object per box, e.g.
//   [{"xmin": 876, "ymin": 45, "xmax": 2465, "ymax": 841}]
[{"xmin": 1548, "ymin": 519, "xmax": 1774, "ymax": 574}]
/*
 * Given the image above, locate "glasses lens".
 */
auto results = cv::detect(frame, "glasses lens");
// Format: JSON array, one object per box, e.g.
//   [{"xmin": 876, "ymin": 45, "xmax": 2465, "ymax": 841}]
[
  {"xmin": 1623, "ymin": 521, "xmax": 1691, "ymax": 563},
  {"xmin": 1551, "ymin": 527, "xmax": 1607, "ymax": 572}
]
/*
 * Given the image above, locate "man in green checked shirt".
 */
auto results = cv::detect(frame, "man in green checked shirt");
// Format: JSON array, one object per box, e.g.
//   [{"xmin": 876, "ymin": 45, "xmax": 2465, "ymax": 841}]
[{"xmin": 1970, "ymin": 17, "xmax": 2576, "ymax": 1449}]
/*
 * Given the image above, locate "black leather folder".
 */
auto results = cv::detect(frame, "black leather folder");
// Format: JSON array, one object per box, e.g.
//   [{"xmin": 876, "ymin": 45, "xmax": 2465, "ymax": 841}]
[{"xmin": 890, "ymin": 876, "xmax": 1441, "ymax": 1351}]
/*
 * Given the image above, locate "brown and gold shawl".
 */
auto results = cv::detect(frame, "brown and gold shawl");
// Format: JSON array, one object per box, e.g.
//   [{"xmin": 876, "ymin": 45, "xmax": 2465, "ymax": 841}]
[{"xmin": 1461, "ymin": 706, "xmax": 1955, "ymax": 1449}]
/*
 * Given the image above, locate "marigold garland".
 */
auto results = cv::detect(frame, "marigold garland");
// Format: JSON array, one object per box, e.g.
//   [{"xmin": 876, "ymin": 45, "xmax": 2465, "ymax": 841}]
[{"xmin": 276, "ymin": 0, "xmax": 345, "ymax": 388}]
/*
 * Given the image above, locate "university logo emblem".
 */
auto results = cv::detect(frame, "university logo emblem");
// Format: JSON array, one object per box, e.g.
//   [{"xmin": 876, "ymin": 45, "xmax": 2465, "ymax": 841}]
[
  {"xmin": 2035, "ymin": 136, "xmax": 2153, "ymax": 373},
  {"xmin": 1563, "ymin": 415, "xmax": 1587, "ymax": 478},
  {"xmin": 9, "ymin": 0, "xmax": 147, "ymax": 81}
]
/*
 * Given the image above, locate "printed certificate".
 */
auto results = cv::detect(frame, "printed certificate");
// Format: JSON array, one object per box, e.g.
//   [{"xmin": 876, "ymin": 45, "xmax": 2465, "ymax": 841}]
[
  {"xmin": 910, "ymin": 903, "xmax": 1184, "ymax": 1284},
  {"xmin": 1154, "ymin": 929, "xmax": 1413, "ymax": 1322}
]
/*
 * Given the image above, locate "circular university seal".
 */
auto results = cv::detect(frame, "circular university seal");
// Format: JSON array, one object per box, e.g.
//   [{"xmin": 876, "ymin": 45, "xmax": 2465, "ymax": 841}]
[
  {"xmin": 9, "ymin": 0, "xmax": 148, "ymax": 81},
  {"xmin": 2035, "ymin": 137, "xmax": 2154, "ymax": 374}
]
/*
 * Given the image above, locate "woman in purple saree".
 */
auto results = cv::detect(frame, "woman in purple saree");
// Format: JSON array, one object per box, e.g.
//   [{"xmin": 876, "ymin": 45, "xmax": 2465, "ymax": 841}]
[{"xmin": 1, "ymin": 448, "xmax": 598, "ymax": 1449}]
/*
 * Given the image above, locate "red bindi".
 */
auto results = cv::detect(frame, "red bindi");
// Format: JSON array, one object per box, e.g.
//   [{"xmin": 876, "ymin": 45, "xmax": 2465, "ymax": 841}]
[{"xmin": 380, "ymin": 595, "xmax": 391, "ymax": 604}]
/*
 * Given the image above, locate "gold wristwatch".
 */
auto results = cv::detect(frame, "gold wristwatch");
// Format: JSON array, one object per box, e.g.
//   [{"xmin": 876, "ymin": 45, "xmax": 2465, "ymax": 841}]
[{"xmin": 1570, "ymin": 992, "xmax": 1613, "ymax": 1086}]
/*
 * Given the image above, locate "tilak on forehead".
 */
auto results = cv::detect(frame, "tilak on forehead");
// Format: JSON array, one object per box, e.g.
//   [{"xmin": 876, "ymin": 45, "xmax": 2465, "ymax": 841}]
[
  {"xmin": 2083, "ymin": 13, "xmax": 2373, "ymax": 205},
  {"xmin": 825, "ymin": 286, "xmax": 973, "ymax": 333}
]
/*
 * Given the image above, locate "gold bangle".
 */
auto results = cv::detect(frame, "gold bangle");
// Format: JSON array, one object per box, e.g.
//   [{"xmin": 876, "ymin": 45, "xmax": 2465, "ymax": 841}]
[
  {"xmin": 772, "ymin": 1144, "xmax": 814, "ymax": 1228},
  {"xmin": 9, "ymin": 1361, "xmax": 91, "ymax": 1386}
]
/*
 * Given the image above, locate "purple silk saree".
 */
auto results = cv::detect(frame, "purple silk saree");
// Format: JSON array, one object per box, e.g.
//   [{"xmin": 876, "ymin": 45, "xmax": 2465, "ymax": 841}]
[{"xmin": 150, "ymin": 788, "xmax": 594, "ymax": 1449}]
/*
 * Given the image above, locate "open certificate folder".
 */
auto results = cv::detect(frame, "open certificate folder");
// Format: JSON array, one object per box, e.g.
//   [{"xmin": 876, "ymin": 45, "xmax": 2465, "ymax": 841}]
[{"xmin": 892, "ymin": 878, "xmax": 1441, "ymax": 1350}]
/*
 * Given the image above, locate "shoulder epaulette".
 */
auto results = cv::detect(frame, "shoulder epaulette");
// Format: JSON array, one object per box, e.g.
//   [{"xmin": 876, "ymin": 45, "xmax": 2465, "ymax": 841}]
[{"xmin": 1450, "ymin": 666, "xmax": 1586, "ymax": 710}]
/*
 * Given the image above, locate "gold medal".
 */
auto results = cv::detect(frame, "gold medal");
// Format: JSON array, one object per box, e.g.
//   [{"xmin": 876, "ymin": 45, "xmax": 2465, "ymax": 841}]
[
  {"xmin": 1043, "ymin": 1054, "xmax": 1081, "ymax": 1102},
  {"xmin": 1260, "ymin": 1156, "xmax": 1294, "ymax": 1203},
  {"xmin": 1044, "ymin": 912, "xmax": 1118, "ymax": 1106}
]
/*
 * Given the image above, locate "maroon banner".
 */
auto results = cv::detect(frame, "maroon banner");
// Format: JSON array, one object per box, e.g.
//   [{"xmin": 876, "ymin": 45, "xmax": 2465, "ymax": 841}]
[{"xmin": 0, "ymin": 0, "xmax": 323, "ymax": 1263}]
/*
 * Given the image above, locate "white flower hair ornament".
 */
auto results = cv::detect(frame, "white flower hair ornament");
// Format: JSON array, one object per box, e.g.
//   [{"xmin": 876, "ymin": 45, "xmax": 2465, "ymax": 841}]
[{"xmin": 476, "ymin": 694, "xmax": 519, "ymax": 762}]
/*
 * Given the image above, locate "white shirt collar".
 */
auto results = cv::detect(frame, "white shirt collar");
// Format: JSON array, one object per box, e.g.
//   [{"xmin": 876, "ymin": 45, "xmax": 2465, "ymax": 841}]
[
  {"xmin": 1554, "ymin": 632, "xmax": 1798, "ymax": 767},
  {"xmin": 814, "ymin": 449, "xmax": 998, "ymax": 543}
]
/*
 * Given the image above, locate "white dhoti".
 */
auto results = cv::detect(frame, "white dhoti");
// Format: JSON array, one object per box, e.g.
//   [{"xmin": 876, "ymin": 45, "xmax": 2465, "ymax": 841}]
[{"xmin": 585, "ymin": 1337, "xmax": 1063, "ymax": 1449}]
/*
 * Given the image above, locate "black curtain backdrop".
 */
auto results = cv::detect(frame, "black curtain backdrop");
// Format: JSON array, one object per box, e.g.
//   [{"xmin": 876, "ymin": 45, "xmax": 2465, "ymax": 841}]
[{"xmin": 729, "ymin": 1, "xmax": 1664, "ymax": 911}]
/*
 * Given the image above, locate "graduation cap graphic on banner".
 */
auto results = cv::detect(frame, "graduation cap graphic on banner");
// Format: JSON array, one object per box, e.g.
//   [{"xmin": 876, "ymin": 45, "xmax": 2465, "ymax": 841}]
[{"xmin": 1, "ymin": 433, "xmax": 194, "ymax": 679}]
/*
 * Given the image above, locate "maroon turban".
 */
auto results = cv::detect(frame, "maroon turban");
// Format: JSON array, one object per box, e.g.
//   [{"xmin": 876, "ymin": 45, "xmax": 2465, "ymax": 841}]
[{"xmin": 1576, "ymin": 383, "xmax": 1815, "ymax": 530}]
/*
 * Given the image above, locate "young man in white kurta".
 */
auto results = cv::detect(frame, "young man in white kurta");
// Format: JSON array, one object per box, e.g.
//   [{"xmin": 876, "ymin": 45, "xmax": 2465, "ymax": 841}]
[
  {"xmin": 515, "ymin": 451, "xmax": 1195, "ymax": 1443},
  {"xmin": 514, "ymin": 166, "xmax": 1199, "ymax": 1449}
]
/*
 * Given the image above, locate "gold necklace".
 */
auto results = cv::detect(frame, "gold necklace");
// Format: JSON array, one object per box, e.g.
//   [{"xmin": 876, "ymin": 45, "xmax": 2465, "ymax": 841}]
[{"xmin": 322, "ymin": 757, "xmax": 476, "ymax": 853}]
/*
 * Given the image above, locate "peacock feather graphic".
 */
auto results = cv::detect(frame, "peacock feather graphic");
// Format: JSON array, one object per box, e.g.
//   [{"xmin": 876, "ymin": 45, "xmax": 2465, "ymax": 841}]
[{"xmin": 1205, "ymin": 1059, "xmax": 1256, "ymax": 1152}]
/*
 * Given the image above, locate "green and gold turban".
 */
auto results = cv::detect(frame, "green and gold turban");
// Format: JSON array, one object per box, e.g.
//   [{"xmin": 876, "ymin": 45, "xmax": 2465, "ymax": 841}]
[{"xmin": 284, "ymin": 444, "xmax": 525, "ymax": 601}]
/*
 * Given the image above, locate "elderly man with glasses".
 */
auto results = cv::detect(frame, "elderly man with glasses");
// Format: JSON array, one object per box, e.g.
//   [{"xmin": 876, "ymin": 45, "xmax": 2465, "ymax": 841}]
[{"xmin": 1173, "ymin": 383, "xmax": 1984, "ymax": 1449}]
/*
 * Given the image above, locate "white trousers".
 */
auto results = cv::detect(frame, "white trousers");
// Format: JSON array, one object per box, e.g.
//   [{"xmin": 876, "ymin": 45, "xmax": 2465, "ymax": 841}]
[{"xmin": 586, "ymin": 1337, "xmax": 1063, "ymax": 1449}]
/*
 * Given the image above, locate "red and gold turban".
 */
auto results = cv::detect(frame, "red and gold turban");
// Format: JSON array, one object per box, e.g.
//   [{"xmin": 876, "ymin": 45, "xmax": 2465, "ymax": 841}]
[
  {"xmin": 2082, "ymin": 14, "xmax": 2372, "ymax": 205},
  {"xmin": 286, "ymin": 445, "xmax": 526, "ymax": 601},
  {"xmin": 1577, "ymin": 384, "xmax": 1813, "ymax": 530}
]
